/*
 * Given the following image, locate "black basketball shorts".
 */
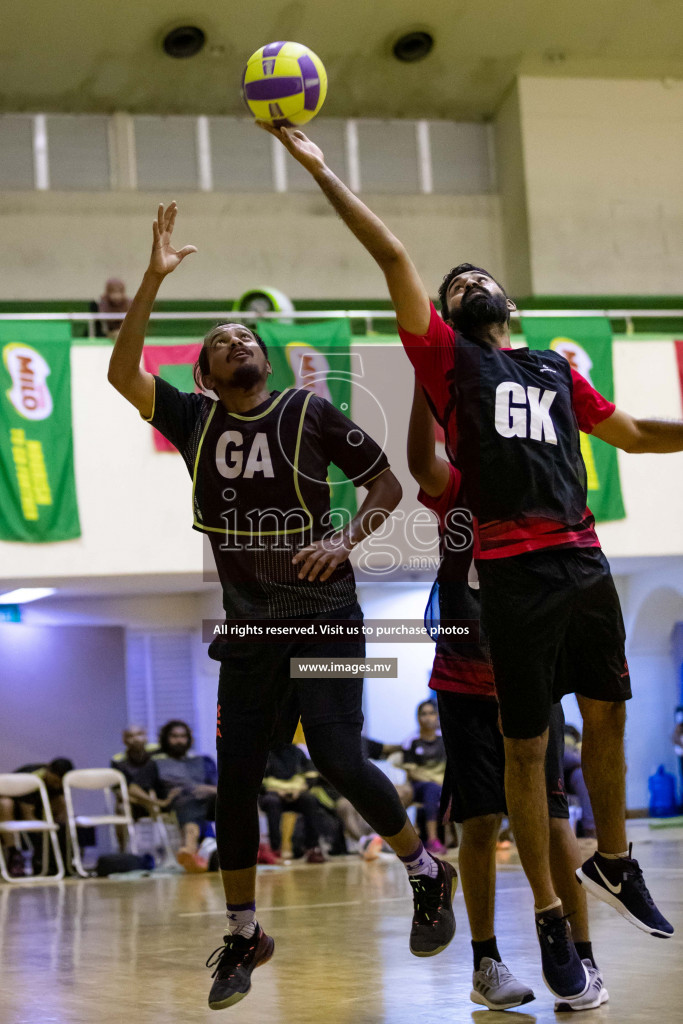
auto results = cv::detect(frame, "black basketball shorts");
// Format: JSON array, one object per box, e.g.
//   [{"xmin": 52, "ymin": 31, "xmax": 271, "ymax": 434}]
[
  {"xmin": 476, "ymin": 547, "xmax": 632, "ymax": 740},
  {"xmin": 437, "ymin": 692, "xmax": 568, "ymax": 822}
]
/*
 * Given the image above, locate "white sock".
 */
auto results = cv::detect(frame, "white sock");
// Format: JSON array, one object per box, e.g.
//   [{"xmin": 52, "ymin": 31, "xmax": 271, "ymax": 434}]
[
  {"xmin": 226, "ymin": 901, "xmax": 256, "ymax": 938},
  {"xmin": 597, "ymin": 849, "xmax": 629, "ymax": 860},
  {"xmin": 400, "ymin": 841, "xmax": 439, "ymax": 878},
  {"xmin": 534, "ymin": 897, "xmax": 562, "ymax": 916}
]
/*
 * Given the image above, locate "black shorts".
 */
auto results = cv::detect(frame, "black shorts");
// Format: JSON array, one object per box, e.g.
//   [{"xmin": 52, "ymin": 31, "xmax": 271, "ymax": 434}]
[
  {"xmin": 437, "ymin": 692, "xmax": 568, "ymax": 822},
  {"xmin": 477, "ymin": 547, "xmax": 632, "ymax": 739},
  {"xmin": 210, "ymin": 603, "xmax": 365, "ymax": 762}
]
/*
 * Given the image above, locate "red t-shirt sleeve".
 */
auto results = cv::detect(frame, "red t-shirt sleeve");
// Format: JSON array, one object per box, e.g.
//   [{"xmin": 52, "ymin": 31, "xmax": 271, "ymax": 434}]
[
  {"xmin": 570, "ymin": 369, "xmax": 616, "ymax": 433},
  {"xmin": 397, "ymin": 303, "xmax": 456, "ymax": 421},
  {"xmin": 417, "ymin": 463, "xmax": 462, "ymax": 530}
]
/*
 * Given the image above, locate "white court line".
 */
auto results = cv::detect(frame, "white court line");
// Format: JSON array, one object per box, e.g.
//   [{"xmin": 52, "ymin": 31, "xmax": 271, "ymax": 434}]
[
  {"xmin": 179, "ymin": 895, "xmax": 413, "ymax": 918},
  {"xmin": 178, "ymin": 884, "xmax": 544, "ymax": 919}
]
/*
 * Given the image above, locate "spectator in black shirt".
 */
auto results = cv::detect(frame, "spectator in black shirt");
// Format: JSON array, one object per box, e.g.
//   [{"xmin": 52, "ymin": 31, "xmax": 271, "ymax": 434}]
[
  {"xmin": 111, "ymin": 725, "xmax": 179, "ymax": 821},
  {"xmin": 402, "ymin": 701, "xmax": 447, "ymax": 856},
  {"xmin": 259, "ymin": 744, "xmax": 326, "ymax": 863}
]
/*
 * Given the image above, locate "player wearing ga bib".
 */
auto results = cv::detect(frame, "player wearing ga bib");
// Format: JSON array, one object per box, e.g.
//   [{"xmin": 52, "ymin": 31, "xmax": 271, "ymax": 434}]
[
  {"xmin": 109, "ymin": 205, "xmax": 451, "ymax": 999},
  {"xmin": 146, "ymin": 376, "xmax": 387, "ymax": 620}
]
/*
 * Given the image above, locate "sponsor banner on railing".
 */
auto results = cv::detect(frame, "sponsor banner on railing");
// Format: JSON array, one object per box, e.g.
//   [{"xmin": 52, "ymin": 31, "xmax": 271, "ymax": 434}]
[
  {"xmin": 0, "ymin": 323, "xmax": 81, "ymax": 542},
  {"xmin": 675, "ymin": 341, "xmax": 683, "ymax": 412},
  {"xmin": 521, "ymin": 317, "xmax": 626, "ymax": 523},
  {"xmin": 257, "ymin": 318, "xmax": 357, "ymax": 520},
  {"xmin": 143, "ymin": 343, "xmax": 202, "ymax": 452}
]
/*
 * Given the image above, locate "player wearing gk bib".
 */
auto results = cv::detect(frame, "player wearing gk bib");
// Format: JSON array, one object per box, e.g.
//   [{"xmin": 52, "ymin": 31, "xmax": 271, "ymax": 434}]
[
  {"xmin": 409, "ymin": 379, "xmax": 608, "ymax": 1012},
  {"xmin": 108, "ymin": 203, "xmax": 457, "ymax": 1013},
  {"xmin": 265, "ymin": 124, "xmax": 682, "ymax": 1002}
]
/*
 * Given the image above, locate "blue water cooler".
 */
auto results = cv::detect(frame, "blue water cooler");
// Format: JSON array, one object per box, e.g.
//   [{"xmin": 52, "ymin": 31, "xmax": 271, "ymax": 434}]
[{"xmin": 648, "ymin": 765, "xmax": 678, "ymax": 818}]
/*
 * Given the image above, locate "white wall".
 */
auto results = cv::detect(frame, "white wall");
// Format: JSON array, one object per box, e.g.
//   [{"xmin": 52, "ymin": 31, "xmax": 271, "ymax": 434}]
[
  {"xmin": 516, "ymin": 76, "xmax": 683, "ymax": 295},
  {"xmin": 0, "ymin": 190, "xmax": 503, "ymax": 302},
  {"xmin": 493, "ymin": 82, "xmax": 533, "ymax": 296},
  {"xmin": 562, "ymin": 564, "xmax": 683, "ymax": 811},
  {"xmin": 1, "ymin": 336, "xmax": 681, "ymax": 587}
]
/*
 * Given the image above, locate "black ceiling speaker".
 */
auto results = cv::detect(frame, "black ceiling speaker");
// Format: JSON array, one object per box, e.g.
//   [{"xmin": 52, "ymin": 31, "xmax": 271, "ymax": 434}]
[
  {"xmin": 392, "ymin": 31, "xmax": 434, "ymax": 63},
  {"xmin": 162, "ymin": 26, "xmax": 206, "ymax": 59}
]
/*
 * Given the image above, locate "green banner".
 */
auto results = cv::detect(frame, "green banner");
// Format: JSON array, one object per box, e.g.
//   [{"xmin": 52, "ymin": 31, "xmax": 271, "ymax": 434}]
[
  {"xmin": 0, "ymin": 322, "xmax": 81, "ymax": 541},
  {"xmin": 257, "ymin": 318, "xmax": 356, "ymax": 522},
  {"xmin": 521, "ymin": 317, "xmax": 625, "ymax": 522}
]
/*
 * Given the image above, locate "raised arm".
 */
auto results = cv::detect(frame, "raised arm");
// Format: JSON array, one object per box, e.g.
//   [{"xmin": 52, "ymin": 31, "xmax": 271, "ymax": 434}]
[
  {"xmin": 407, "ymin": 377, "xmax": 451, "ymax": 497},
  {"xmin": 591, "ymin": 408, "xmax": 683, "ymax": 453},
  {"xmin": 107, "ymin": 202, "xmax": 197, "ymax": 417},
  {"xmin": 261, "ymin": 124, "xmax": 431, "ymax": 336}
]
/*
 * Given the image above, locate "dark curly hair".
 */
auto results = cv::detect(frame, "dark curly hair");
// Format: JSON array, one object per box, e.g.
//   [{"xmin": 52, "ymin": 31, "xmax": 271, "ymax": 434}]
[
  {"xmin": 437, "ymin": 262, "xmax": 509, "ymax": 324},
  {"xmin": 158, "ymin": 719, "xmax": 193, "ymax": 754},
  {"xmin": 193, "ymin": 322, "xmax": 268, "ymax": 390}
]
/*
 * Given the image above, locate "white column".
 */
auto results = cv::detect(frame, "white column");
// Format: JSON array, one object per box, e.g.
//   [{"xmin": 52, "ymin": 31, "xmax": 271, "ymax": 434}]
[{"xmin": 33, "ymin": 114, "xmax": 49, "ymax": 190}]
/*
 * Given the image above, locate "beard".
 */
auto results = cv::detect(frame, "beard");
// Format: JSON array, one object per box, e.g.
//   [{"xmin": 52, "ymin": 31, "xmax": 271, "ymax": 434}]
[
  {"xmin": 449, "ymin": 289, "xmax": 508, "ymax": 335},
  {"xmin": 229, "ymin": 361, "xmax": 265, "ymax": 390}
]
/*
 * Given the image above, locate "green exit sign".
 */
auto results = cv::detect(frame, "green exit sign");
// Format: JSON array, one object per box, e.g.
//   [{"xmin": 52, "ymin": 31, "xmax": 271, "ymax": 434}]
[{"xmin": 0, "ymin": 605, "xmax": 20, "ymax": 622}]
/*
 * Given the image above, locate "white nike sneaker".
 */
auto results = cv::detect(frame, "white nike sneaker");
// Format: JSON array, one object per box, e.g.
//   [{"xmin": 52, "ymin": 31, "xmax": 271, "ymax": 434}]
[
  {"xmin": 554, "ymin": 960, "xmax": 609, "ymax": 1012},
  {"xmin": 470, "ymin": 957, "xmax": 535, "ymax": 1010}
]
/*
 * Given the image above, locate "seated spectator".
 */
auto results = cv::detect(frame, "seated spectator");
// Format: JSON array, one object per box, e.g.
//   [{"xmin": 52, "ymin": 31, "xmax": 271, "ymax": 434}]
[
  {"xmin": 563, "ymin": 724, "xmax": 596, "ymax": 838},
  {"xmin": 111, "ymin": 725, "xmax": 179, "ymax": 847},
  {"xmin": 259, "ymin": 743, "xmax": 326, "ymax": 863},
  {"xmin": 402, "ymin": 700, "xmax": 447, "ymax": 856},
  {"xmin": 0, "ymin": 758, "xmax": 75, "ymax": 876},
  {"xmin": 153, "ymin": 720, "xmax": 217, "ymax": 872},
  {"xmin": 90, "ymin": 277, "xmax": 131, "ymax": 339}
]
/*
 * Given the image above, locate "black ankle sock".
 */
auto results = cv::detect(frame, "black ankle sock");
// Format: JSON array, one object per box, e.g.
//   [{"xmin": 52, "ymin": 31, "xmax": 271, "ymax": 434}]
[
  {"xmin": 574, "ymin": 941, "xmax": 596, "ymax": 968},
  {"xmin": 472, "ymin": 937, "xmax": 501, "ymax": 971}
]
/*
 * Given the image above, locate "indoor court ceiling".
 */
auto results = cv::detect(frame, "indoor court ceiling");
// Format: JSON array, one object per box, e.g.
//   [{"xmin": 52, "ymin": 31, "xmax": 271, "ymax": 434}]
[{"xmin": 2, "ymin": 0, "xmax": 683, "ymax": 121}]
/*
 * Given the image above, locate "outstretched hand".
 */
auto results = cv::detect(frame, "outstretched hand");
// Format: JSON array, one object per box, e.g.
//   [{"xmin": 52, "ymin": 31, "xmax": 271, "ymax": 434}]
[
  {"xmin": 258, "ymin": 122, "xmax": 325, "ymax": 174},
  {"xmin": 149, "ymin": 202, "xmax": 197, "ymax": 277}
]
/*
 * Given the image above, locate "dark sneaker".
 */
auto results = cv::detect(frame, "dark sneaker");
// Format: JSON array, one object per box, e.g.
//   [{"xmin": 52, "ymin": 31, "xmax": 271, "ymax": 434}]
[
  {"xmin": 554, "ymin": 960, "xmax": 609, "ymax": 1012},
  {"xmin": 577, "ymin": 844, "xmax": 674, "ymax": 938},
  {"xmin": 206, "ymin": 924, "xmax": 274, "ymax": 1010},
  {"xmin": 536, "ymin": 912, "xmax": 589, "ymax": 1000},
  {"xmin": 409, "ymin": 858, "xmax": 457, "ymax": 957},
  {"xmin": 305, "ymin": 846, "xmax": 327, "ymax": 864},
  {"xmin": 7, "ymin": 848, "xmax": 25, "ymax": 878}
]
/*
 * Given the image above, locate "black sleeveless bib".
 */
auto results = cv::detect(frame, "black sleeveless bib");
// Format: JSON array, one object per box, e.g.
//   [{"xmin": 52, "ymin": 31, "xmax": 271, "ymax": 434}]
[{"xmin": 447, "ymin": 342, "xmax": 587, "ymax": 524}]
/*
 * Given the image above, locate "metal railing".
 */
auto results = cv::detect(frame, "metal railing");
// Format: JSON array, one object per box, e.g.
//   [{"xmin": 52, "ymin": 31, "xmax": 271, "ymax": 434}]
[{"xmin": 1, "ymin": 308, "xmax": 682, "ymax": 336}]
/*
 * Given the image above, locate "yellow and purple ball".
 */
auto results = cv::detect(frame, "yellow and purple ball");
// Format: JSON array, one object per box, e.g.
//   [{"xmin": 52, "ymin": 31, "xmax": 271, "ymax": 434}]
[{"xmin": 241, "ymin": 41, "xmax": 327, "ymax": 127}]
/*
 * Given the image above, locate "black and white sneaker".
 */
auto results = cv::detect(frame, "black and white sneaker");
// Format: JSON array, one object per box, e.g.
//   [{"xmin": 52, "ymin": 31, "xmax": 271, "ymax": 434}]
[
  {"xmin": 536, "ymin": 912, "xmax": 589, "ymax": 1000},
  {"xmin": 206, "ymin": 924, "xmax": 274, "ymax": 1010},
  {"xmin": 409, "ymin": 858, "xmax": 457, "ymax": 956},
  {"xmin": 577, "ymin": 844, "xmax": 674, "ymax": 938}
]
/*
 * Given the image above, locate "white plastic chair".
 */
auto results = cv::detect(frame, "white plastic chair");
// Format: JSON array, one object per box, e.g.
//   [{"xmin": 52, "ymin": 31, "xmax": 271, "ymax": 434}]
[
  {"xmin": 62, "ymin": 768, "xmax": 138, "ymax": 877},
  {"xmin": 132, "ymin": 800, "xmax": 176, "ymax": 868},
  {"xmin": 0, "ymin": 773, "xmax": 65, "ymax": 883}
]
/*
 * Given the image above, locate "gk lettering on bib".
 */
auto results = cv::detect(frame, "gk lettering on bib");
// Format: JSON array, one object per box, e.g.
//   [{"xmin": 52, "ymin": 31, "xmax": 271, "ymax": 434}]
[{"xmin": 494, "ymin": 382, "xmax": 558, "ymax": 444}]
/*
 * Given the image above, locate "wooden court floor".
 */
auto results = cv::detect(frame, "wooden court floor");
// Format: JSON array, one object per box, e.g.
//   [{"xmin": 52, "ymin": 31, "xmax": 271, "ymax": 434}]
[{"xmin": 1, "ymin": 823, "xmax": 682, "ymax": 1024}]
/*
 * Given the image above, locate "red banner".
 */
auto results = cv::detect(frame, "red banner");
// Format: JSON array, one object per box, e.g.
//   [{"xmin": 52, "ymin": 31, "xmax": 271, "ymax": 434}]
[
  {"xmin": 142, "ymin": 344, "xmax": 201, "ymax": 452},
  {"xmin": 676, "ymin": 341, "xmax": 683, "ymax": 412}
]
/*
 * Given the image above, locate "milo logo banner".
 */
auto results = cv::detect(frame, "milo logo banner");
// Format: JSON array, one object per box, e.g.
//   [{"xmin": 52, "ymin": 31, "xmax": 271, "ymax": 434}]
[
  {"xmin": 0, "ymin": 322, "xmax": 81, "ymax": 541},
  {"xmin": 257, "ymin": 318, "xmax": 357, "ymax": 520},
  {"xmin": 521, "ymin": 317, "xmax": 625, "ymax": 523}
]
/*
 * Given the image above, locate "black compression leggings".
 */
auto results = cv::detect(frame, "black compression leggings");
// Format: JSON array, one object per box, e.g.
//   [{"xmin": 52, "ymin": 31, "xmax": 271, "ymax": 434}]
[{"xmin": 216, "ymin": 721, "xmax": 408, "ymax": 870}]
